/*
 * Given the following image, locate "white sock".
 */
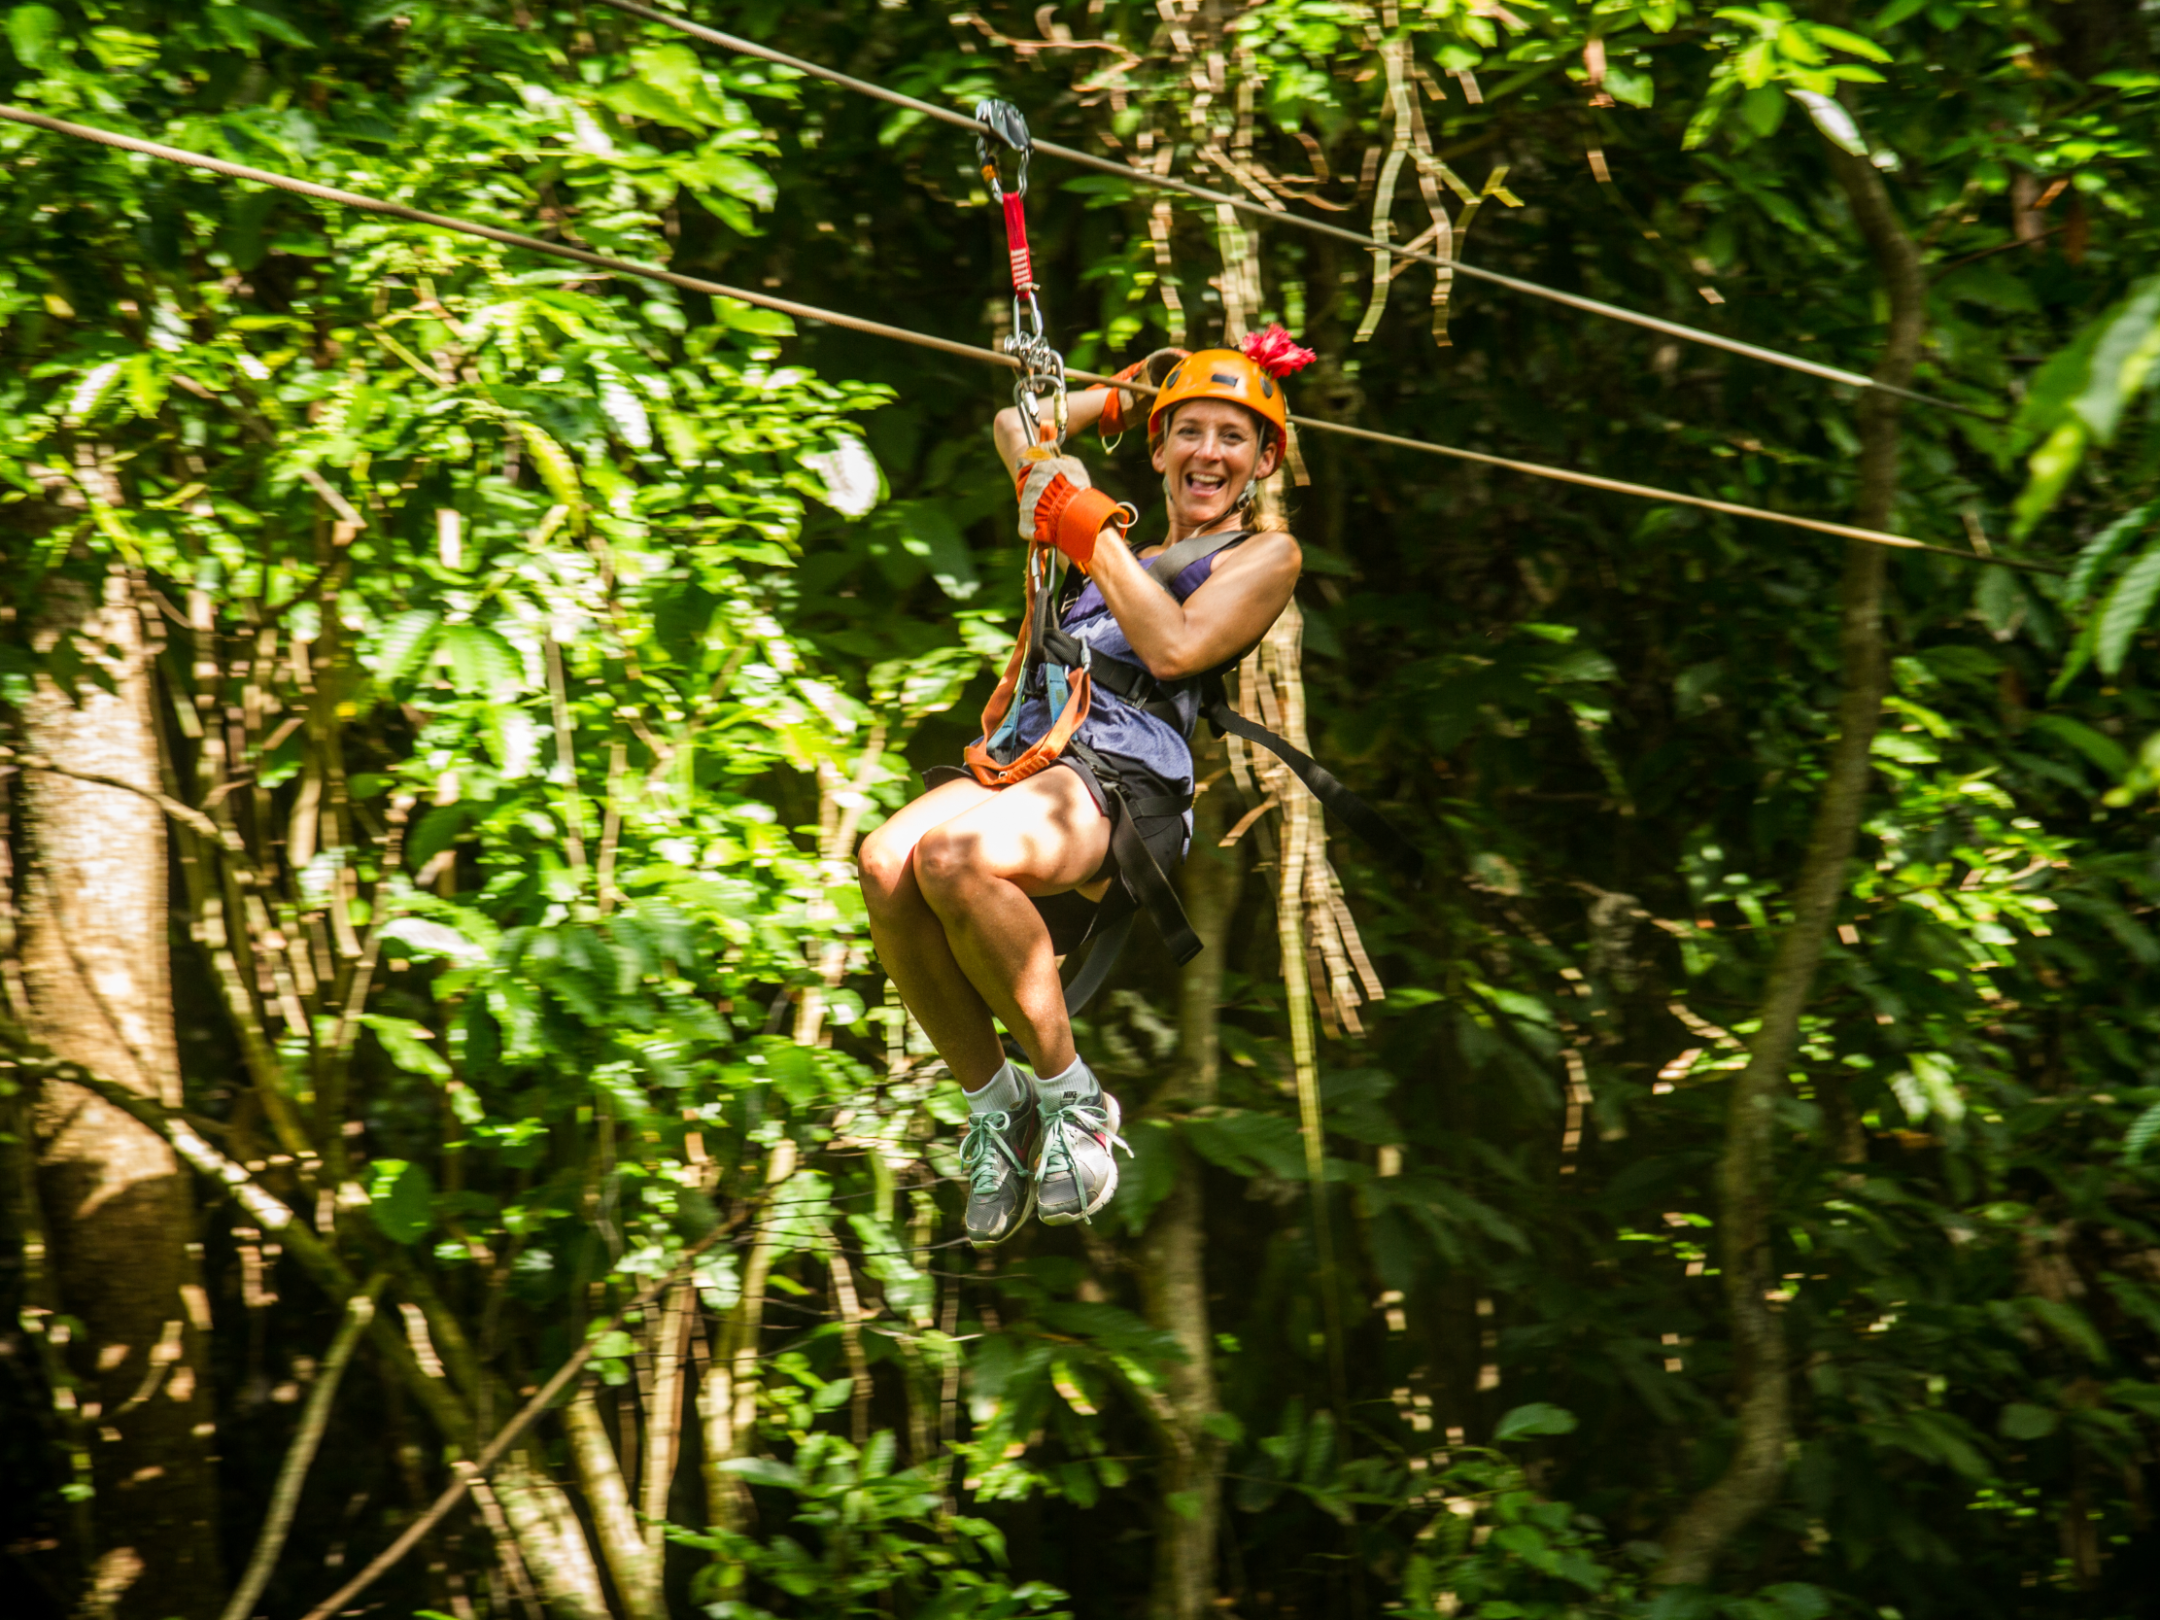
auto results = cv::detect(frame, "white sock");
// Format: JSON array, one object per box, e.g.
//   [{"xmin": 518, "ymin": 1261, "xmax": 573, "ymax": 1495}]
[
  {"xmin": 963, "ymin": 1059, "xmax": 1027, "ymax": 1114},
  {"xmin": 1031, "ymin": 1054, "xmax": 1097, "ymax": 1110}
]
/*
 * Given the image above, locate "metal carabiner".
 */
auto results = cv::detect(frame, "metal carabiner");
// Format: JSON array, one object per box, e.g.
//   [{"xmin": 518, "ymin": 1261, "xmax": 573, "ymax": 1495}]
[
  {"xmin": 1013, "ymin": 350, "xmax": 1067, "ymax": 448},
  {"xmin": 1010, "ymin": 288, "xmax": 1046, "ymax": 352},
  {"xmin": 973, "ymin": 99, "xmax": 1031, "ymax": 202}
]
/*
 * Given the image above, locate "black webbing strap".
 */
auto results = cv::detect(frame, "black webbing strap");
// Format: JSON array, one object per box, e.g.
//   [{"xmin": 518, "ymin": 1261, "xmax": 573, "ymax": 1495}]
[
  {"xmin": 1047, "ymin": 739, "xmax": 1200, "ymax": 1016},
  {"xmin": 1204, "ymin": 692, "xmax": 1425, "ymax": 878},
  {"xmin": 1035, "ymin": 628, "xmax": 1186, "ymax": 726},
  {"xmin": 1072, "ymin": 740, "xmax": 1201, "ymax": 964},
  {"xmin": 1059, "ymin": 900, "xmax": 1134, "ymax": 1017},
  {"xmin": 1143, "ymin": 526, "xmax": 1248, "ymax": 586}
]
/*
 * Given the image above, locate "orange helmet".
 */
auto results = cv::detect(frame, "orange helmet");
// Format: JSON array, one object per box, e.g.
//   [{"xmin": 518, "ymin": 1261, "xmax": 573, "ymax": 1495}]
[{"xmin": 1147, "ymin": 348, "xmax": 1289, "ymax": 447}]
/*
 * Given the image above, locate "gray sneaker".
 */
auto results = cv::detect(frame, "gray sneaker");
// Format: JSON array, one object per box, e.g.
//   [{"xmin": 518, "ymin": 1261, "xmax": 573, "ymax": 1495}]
[
  {"xmin": 1034, "ymin": 1078, "xmax": 1131, "ymax": 1226},
  {"xmin": 961, "ymin": 1094, "xmax": 1040, "ymax": 1247}
]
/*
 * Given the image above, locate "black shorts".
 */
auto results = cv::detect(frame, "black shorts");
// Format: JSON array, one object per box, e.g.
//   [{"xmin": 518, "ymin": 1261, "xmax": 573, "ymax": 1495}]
[{"xmin": 1034, "ymin": 753, "xmax": 1187, "ymax": 954}]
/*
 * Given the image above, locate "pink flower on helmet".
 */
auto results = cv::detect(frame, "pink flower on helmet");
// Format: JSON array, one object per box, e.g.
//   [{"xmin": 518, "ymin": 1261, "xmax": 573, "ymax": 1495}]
[{"xmin": 1240, "ymin": 324, "xmax": 1318, "ymax": 380}]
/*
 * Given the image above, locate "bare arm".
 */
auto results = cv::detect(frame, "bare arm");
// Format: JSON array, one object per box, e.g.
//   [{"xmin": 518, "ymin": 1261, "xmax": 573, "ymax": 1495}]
[
  {"xmin": 1085, "ymin": 528, "xmax": 1302, "ymax": 682},
  {"xmin": 993, "ymin": 390, "xmax": 1113, "ymax": 476}
]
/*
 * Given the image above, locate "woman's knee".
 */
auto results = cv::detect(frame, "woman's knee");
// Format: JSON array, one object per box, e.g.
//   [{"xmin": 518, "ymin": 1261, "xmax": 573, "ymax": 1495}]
[
  {"xmin": 856, "ymin": 824, "xmax": 918, "ymax": 913},
  {"xmin": 912, "ymin": 823, "xmax": 988, "ymax": 909}
]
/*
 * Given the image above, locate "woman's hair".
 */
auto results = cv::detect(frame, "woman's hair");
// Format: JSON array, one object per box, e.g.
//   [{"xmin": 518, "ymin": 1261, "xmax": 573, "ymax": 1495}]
[{"xmin": 1249, "ymin": 423, "xmax": 1295, "ymax": 533}]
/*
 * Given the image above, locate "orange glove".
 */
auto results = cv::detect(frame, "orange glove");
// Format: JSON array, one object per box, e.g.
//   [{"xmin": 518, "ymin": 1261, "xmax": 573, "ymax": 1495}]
[
  {"xmin": 1098, "ymin": 347, "xmax": 1189, "ymax": 440},
  {"xmin": 1016, "ymin": 455, "xmax": 1124, "ymax": 570}
]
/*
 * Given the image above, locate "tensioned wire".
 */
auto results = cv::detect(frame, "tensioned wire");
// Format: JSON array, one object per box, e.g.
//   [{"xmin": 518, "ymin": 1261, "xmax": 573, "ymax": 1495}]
[
  {"xmin": 589, "ymin": 0, "xmax": 1993, "ymax": 421},
  {"xmin": 0, "ymin": 104, "xmax": 2056, "ymax": 573}
]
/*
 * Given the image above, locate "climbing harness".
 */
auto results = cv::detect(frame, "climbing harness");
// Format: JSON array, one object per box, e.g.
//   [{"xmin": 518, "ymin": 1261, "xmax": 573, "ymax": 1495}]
[
  {"xmin": 1038, "ymin": 527, "xmax": 1426, "ymax": 1016},
  {"xmin": 953, "ymin": 111, "xmax": 1428, "ymax": 1013},
  {"xmin": 0, "ymin": 104, "xmax": 2055, "ymax": 572},
  {"xmin": 588, "ymin": 0, "xmax": 1995, "ymax": 423}
]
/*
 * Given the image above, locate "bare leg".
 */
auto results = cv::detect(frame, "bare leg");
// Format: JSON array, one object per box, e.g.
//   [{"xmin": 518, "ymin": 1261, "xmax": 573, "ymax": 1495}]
[
  {"xmin": 858, "ymin": 779, "xmax": 1007, "ymax": 1087},
  {"xmin": 911, "ymin": 770, "xmax": 1109, "ymax": 1080}
]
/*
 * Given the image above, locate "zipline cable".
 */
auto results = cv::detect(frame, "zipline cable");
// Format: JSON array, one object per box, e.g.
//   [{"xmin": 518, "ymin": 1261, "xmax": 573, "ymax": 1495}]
[
  {"xmin": 589, "ymin": 0, "xmax": 1994, "ymax": 421},
  {"xmin": 0, "ymin": 104, "xmax": 2056, "ymax": 574}
]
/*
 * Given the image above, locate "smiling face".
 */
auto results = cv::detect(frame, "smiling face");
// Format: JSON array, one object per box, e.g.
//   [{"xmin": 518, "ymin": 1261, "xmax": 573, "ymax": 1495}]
[{"xmin": 1152, "ymin": 397, "xmax": 1283, "ymax": 531}]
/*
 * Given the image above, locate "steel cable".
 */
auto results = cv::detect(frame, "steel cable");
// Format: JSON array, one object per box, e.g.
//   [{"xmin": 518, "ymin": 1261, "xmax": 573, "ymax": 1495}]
[
  {"xmin": 0, "ymin": 104, "xmax": 2053, "ymax": 572},
  {"xmin": 588, "ymin": 0, "xmax": 1996, "ymax": 421}
]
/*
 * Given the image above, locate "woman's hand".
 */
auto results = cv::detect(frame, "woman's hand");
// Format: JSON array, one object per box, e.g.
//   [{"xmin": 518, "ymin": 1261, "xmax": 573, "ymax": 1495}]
[
  {"xmin": 1016, "ymin": 455, "xmax": 1125, "ymax": 570},
  {"xmin": 993, "ymin": 389, "xmax": 1111, "ymax": 476},
  {"xmin": 1100, "ymin": 347, "xmax": 1189, "ymax": 439}
]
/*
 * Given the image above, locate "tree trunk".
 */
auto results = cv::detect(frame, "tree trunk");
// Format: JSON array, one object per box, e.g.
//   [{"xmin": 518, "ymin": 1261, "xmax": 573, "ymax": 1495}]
[
  {"xmin": 17, "ymin": 568, "xmax": 224, "ymax": 1619},
  {"xmin": 698, "ymin": 1137, "xmax": 798, "ymax": 1550},
  {"xmin": 1136, "ymin": 730, "xmax": 1242, "ymax": 1620},
  {"xmin": 563, "ymin": 1385, "xmax": 664, "ymax": 1620},
  {"xmin": 1654, "ymin": 135, "xmax": 1924, "ymax": 1586},
  {"xmin": 493, "ymin": 1451, "xmax": 613, "ymax": 1620}
]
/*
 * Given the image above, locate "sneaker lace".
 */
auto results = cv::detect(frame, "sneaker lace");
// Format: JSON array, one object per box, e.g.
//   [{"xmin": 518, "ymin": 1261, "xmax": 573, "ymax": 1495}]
[
  {"xmin": 960, "ymin": 1109, "xmax": 1027, "ymax": 1200},
  {"xmin": 1035, "ymin": 1100, "xmax": 1132, "ymax": 1194}
]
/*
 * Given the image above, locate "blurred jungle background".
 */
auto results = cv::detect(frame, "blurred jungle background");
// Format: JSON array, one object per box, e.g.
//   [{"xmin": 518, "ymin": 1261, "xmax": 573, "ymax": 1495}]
[{"xmin": 5, "ymin": 2, "xmax": 2160, "ymax": 1617}]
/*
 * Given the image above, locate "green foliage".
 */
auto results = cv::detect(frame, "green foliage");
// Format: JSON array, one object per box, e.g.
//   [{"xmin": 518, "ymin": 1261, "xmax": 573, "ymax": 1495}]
[
  {"xmin": 680, "ymin": 1430, "xmax": 1073, "ymax": 1619},
  {"xmin": 5, "ymin": 1, "xmax": 2160, "ymax": 1617}
]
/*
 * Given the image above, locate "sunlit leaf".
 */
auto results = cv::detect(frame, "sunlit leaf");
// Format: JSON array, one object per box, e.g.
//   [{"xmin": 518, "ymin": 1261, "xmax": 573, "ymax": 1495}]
[{"xmin": 2095, "ymin": 547, "xmax": 2160, "ymax": 675}]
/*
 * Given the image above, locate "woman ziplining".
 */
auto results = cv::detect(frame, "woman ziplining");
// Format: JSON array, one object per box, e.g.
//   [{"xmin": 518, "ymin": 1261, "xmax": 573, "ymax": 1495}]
[
  {"xmin": 855, "ymin": 103, "xmax": 1417, "ymax": 1246},
  {"xmin": 856, "ymin": 332, "xmax": 1313, "ymax": 1244}
]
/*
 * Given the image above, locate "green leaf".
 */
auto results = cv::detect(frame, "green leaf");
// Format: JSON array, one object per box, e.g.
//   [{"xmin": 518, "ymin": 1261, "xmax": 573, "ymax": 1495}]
[
  {"xmin": 2013, "ymin": 413, "xmax": 2090, "ymax": 530},
  {"xmin": 374, "ymin": 608, "xmax": 442, "ymax": 684},
  {"xmin": 124, "ymin": 353, "xmax": 166, "ymax": 419},
  {"xmin": 1741, "ymin": 83, "xmax": 1787, "ymax": 136},
  {"xmin": 2095, "ymin": 547, "xmax": 2160, "ymax": 675},
  {"xmin": 1183, "ymin": 1110, "xmax": 1307, "ymax": 1180},
  {"xmin": 717, "ymin": 1456, "xmax": 801, "ymax": 1489},
  {"xmin": 6, "ymin": 4, "xmax": 62, "ymax": 68},
  {"xmin": 1114, "ymin": 1118, "xmax": 1177, "ymax": 1236},
  {"xmin": 2072, "ymin": 277, "xmax": 2160, "ymax": 444},
  {"xmin": 440, "ymin": 623, "xmax": 523, "ymax": 703},
  {"xmin": 379, "ymin": 916, "xmax": 489, "ymax": 966},
  {"xmin": 2023, "ymin": 1296, "xmax": 2109, "ymax": 1365},
  {"xmin": 1872, "ymin": 0, "xmax": 1931, "ymax": 27},
  {"xmin": 1807, "ymin": 22, "xmax": 1892, "ymax": 60},
  {"xmin": 408, "ymin": 803, "xmax": 475, "ymax": 872},
  {"xmin": 237, "ymin": 3, "xmax": 314, "ymax": 48},
  {"xmin": 1761, "ymin": 1585, "xmax": 1832, "ymax": 1620},
  {"xmin": 367, "ymin": 1159, "xmax": 435, "ymax": 1245},
  {"xmin": 873, "ymin": 500, "xmax": 978, "ymax": 600},
  {"xmin": 1998, "ymin": 1402, "xmax": 2058, "ymax": 1440},
  {"xmin": 2026, "ymin": 715, "xmax": 2130, "ymax": 778},
  {"xmin": 673, "ymin": 149, "xmax": 777, "ymax": 211},
  {"xmin": 1494, "ymin": 1402, "xmax": 1578, "ymax": 1441},
  {"xmin": 2124, "ymin": 1100, "xmax": 2160, "ymax": 1163},
  {"xmin": 1903, "ymin": 1408, "xmax": 1992, "ymax": 1479},
  {"xmin": 716, "ymin": 296, "xmax": 794, "ymax": 336},
  {"xmin": 64, "ymin": 358, "xmax": 126, "ymax": 427},
  {"xmin": 362, "ymin": 1013, "xmax": 451, "ymax": 1078},
  {"xmin": 516, "ymin": 423, "xmax": 585, "ymax": 519},
  {"xmin": 1604, "ymin": 63, "xmax": 1654, "ymax": 108},
  {"xmin": 2065, "ymin": 504, "xmax": 2153, "ymax": 601}
]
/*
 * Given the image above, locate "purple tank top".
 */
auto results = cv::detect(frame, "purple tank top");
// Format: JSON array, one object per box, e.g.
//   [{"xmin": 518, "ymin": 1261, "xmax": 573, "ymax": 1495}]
[{"xmin": 1004, "ymin": 533, "xmax": 1248, "ymax": 797}]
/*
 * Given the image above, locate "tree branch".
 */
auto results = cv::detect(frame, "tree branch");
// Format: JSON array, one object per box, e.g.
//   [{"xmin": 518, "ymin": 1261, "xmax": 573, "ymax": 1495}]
[
  {"xmin": 0, "ymin": 746, "xmax": 260, "ymax": 875},
  {"xmin": 217, "ymin": 1274, "xmax": 388, "ymax": 1620},
  {"xmin": 296, "ymin": 1221, "xmax": 742, "ymax": 1620},
  {"xmin": 1652, "ymin": 133, "xmax": 1925, "ymax": 1587}
]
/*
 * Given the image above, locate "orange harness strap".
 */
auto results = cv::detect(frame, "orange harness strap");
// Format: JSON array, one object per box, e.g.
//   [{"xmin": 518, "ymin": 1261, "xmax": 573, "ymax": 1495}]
[{"xmin": 963, "ymin": 547, "xmax": 1095, "ymax": 788}]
